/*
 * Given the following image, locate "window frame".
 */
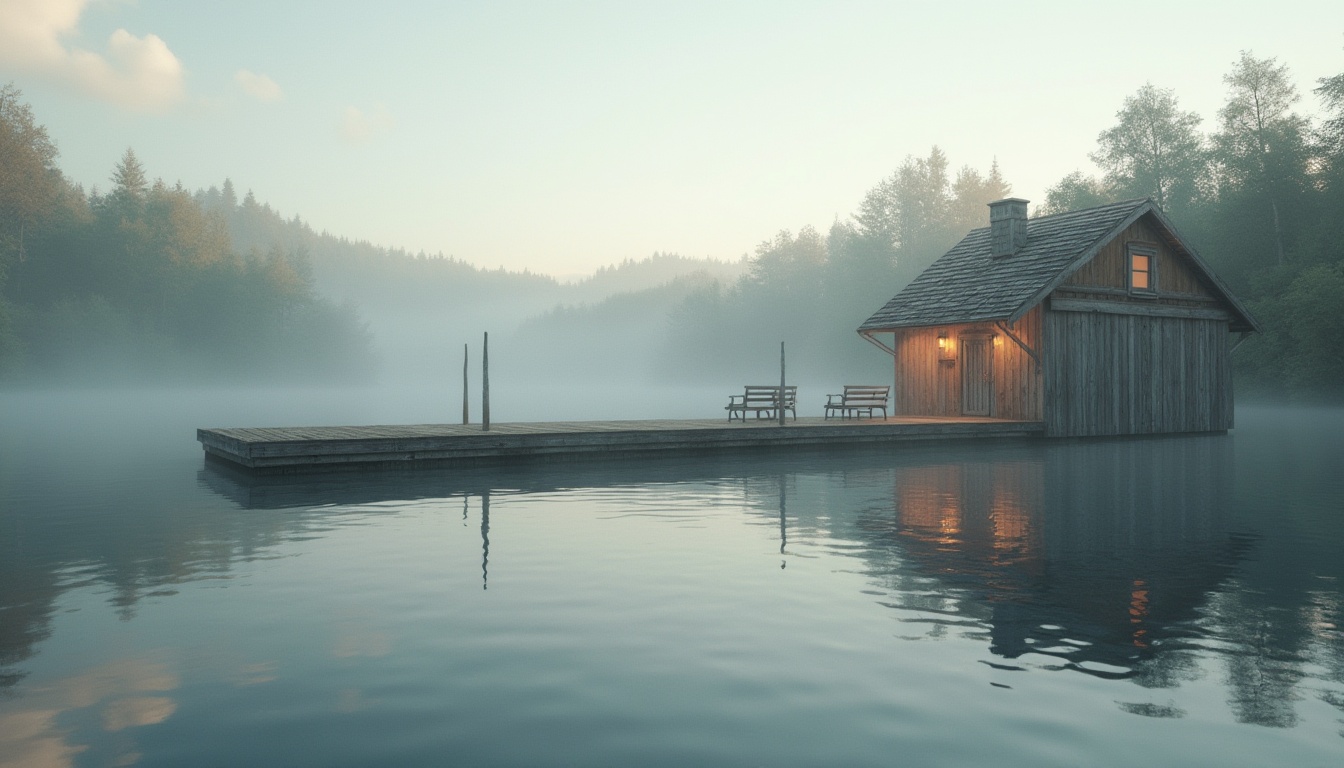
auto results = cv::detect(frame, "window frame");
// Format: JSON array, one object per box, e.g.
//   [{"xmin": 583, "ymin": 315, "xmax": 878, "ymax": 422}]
[{"xmin": 1127, "ymin": 242, "xmax": 1158, "ymax": 297}]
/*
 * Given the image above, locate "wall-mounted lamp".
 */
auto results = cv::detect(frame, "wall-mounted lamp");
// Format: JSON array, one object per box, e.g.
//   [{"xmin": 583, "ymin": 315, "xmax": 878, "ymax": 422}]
[{"xmin": 937, "ymin": 332, "xmax": 955, "ymax": 364}]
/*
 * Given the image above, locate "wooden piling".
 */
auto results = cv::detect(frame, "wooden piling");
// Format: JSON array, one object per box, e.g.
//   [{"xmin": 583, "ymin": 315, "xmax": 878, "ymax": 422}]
[
  {"xmin": 779, "ymin": 341, "xmax": 786, "ymax": 427},
  {"xmin": 462, "ymin": 344, "xmax": 469, "ymax": 425},
  {"xmin": 482, "ymin": 332, "xmax": 490, "ymax": 431}
]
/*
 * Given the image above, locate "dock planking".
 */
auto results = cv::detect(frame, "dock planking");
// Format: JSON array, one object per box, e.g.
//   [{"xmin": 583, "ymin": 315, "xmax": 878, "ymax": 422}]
[{"xmin": 198, "ymin": 416, "xmax": 1045, "ymax": 473}]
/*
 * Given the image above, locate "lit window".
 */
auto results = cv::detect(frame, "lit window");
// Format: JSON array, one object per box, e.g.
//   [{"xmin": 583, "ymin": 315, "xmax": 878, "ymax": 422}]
[
  {"xmin": 1132, "ymin": 254, "xmax": 1150, "ymax": 288},
  {"xmin": 1128, "ymin": 243, "xmax": 1157, "ymax": 295}
]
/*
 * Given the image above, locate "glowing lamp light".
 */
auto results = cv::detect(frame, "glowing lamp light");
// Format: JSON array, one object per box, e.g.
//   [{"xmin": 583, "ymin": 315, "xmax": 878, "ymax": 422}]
[{"xmin": 937, "ymin": 332, "xmax": 955, "ymax": 364}]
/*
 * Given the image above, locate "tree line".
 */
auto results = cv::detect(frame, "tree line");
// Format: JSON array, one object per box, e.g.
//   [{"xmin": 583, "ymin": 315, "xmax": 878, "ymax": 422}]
[
  {"xmin": 655, "ymin": 50, "xmax": 1344, "ymax": 397},
  {"xmin": 0, "ymin": 84, "xmax": 376, "ymax": 383},
  {"xmin": 4, "ymin": 47, "xmax": 1342, "ymax": 398},
  {"xmin": 650, "ymin": 148, "xmax": 1009, "ymax": 383},
  {"xmin": 1039, "ymin": 52, "xmax": 1344, "ymax": 397}
]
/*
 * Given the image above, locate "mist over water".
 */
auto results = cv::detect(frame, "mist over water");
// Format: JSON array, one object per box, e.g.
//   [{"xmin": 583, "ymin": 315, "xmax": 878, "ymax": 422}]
[
  {"xmin": 2, "ymin": 390, "xmax": 1342, "ymax": 766},
  {"xmin": 4, "ymin": 11, "xmax": 1344, "ymax": 764}
]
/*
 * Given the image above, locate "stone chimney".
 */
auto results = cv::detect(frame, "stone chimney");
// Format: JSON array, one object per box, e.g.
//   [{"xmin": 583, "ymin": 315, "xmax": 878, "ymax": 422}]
[{"xmin": 989, "ymin": 198, "xmax": 1030, "ymax": 257}]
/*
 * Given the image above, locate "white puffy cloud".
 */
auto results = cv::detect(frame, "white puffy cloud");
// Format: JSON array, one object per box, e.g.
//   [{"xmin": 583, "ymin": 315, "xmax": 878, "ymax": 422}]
[
  {"xmin": 0, "ymin": 0, "xmax": 185, "ymax": 111},
  {"xmin": 341, "ymin": 104, "xmax": 395, "ymax": 144},
  {"xmin": 235, "ymin": 69, "xmax": 283, "ymax": 102}
]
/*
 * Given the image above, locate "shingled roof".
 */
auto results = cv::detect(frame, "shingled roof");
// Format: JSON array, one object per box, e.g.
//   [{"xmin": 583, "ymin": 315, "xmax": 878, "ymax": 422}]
[{"xmin": 858, "ymin": 198, "xmax": 1259, "ymax": 333}]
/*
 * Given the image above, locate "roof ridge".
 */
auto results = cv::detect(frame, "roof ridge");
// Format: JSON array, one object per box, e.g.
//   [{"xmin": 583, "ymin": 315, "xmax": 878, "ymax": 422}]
[
  {"xmin": 1026, "ymin": 197, "xmax": 1149, "ymax": 223},
  {"xmin": 857, "ymin": 198, "xmax": 1157, "ymax": 332},
  {"xmin": 959, "ymin": 198, "xmax": 1152, "ymax": 235}
]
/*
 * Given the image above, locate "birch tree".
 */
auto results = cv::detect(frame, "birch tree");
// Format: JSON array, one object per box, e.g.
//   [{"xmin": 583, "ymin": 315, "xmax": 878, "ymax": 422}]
[
  {"xmin": 1215, "ymin": 52, "xmax": 1311, "ymax": 265},
  {"xmin": 1091, "ymin": 83, "xmax": 1208, "ymax": 217}
]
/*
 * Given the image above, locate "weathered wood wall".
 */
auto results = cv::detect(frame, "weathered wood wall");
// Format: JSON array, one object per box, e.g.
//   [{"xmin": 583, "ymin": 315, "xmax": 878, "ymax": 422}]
[
  {"xmin": 1063, "ymin": 217, "xmax": 1214, "ymax": 298},
  {"xmin": 1042, "ymin": 309, "xmax": 1232, "ymax": 437},
  {"xmin": 1042, "ymin": 213, "xmax": 1235, "ymax": 436},
  {"xmin": 891, "ymin": 306, "xmax": 1043, "ymax": 420}
]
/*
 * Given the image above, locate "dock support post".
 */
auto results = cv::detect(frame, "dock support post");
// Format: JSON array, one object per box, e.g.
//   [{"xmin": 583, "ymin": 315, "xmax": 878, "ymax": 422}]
[
  {"xmin": 482, "ymin": 332, "xmax": 490, "ymax": 431},
  {"xmin": 779, "ymin": 341, "xmax": 786, "ymax": 427},
  {"xmin": 462, "ymin": 344, "xmax": 469, "ymax": 425}
]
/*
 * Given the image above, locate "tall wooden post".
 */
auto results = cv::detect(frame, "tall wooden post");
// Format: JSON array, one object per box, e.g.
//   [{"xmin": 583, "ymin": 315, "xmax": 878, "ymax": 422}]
[
  {"xmin": 482, "ymin": 331, "xmax": 490, "ymax": 431},
  {"xmin": 779, "ymin": 341, "xmax": 786, "ymax": 427},
  {"xmin": 462, "ymin": 344, "xmax": 469, "ymax": 425}
]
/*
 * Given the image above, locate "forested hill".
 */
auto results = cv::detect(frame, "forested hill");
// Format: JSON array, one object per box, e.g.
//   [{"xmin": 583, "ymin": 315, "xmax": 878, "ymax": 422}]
[
  {"xmin": 0, "ymin": 85, "xmax": 379, "ymax": 384},
  {"xmin": 512, "ymin": 52, "xmax": 1344, "ymax": 397},
  {"xmin": 195, "ymin": 181, "xmax": 554, "ymax": 313},
  {"xmin": 194, "ymin": 182, "xmax": 743, "ymax": 316},
  {"xmin": 4, "ymin": 47, "xmax": 1343, "ymax": 398},
  {"xmin": 0, "ymin": 80, "xmax": 743, "ymax": 385},
  {"xmin": 183, "ymin": 188, "xmax": 749, "ymax": 381}
]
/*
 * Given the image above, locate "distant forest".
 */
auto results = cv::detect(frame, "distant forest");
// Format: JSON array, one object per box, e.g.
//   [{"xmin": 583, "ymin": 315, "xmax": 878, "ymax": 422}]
[{"xmin": 2, "ymin": 48, "xmax": 1342, "ymax": 397}]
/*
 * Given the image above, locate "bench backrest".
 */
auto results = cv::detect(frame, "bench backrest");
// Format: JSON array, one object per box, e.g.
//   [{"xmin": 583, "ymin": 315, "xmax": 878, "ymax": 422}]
[
  {"xmin": 842, "ymin": 385, "xmax": 889, "ymax": 405},
  {"xmin": 743, "ymin": 385, "xmax": 797, "ymax": 406}
]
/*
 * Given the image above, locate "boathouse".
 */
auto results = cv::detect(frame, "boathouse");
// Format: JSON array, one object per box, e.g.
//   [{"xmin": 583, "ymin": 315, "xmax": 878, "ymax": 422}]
[{"xmin": 857, "ymin": 198, "xmax": 1259, "ymax": 437}]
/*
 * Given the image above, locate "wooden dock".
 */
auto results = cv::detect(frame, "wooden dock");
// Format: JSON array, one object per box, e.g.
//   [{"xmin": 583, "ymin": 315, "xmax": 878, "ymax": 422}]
[{"xmin": 198, "ymin": 416, "xmax": 1045, "ymax": 473}]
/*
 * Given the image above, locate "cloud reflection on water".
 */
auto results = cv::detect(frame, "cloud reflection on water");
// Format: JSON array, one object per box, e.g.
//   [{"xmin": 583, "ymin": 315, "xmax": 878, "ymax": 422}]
[{"xmin": 0, "ymin": 658, "xmax": 179, "ymax": 768}]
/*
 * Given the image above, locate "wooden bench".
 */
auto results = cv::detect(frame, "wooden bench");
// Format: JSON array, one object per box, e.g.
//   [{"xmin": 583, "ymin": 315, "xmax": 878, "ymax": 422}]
[
  {"xmin": 726, "ymin": 385, "xmax": 797, "ymax": 422},
  {"xmin": 824, "ymin": 385, "xmax": 889, "ymax": 419}
]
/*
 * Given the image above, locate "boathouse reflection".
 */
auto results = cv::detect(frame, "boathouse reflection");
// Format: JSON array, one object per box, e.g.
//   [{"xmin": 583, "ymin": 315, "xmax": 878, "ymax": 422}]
[
  {"xmin": 849, "ymin": 435, "xmax": 1257, "ymax": 699},
  {"xmin": 3, "ymin": 440, "xmax": 1333, "ymax": 734},
  {"xmin": 863, "ymin": 437, "xmax": 1249, "ymax": 680},
  {"xmin": 189, "ymin": 441, "xmax": 1342, "ymax": 730}
]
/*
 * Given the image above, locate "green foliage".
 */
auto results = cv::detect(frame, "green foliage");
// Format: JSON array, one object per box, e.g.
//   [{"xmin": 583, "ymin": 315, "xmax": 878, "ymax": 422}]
[
  {"xmin": 1318, "ymin": 71, "xmax": 1344, "ymax": 156},
  {"xmin": 1091, "ymin": 83, "xmax": 1208, "ymax": 218},
  {"xmin": 660, "ymin": 147, "xmax": 1004, "ymax": 383},
  {"xmin": 0, "ymin": 83, "xmax": 62, "ymax": 268},
  {"xmin": 1212, "ymin": 52, "xmax": 1313, "ymax": 267},
  {"xmin": 0, "ymin": 87, "xmax": 377, "ymax": 384},
  {"xmin": 1034, "ymin": 58, "xmax": 1344, "ymax": 399},
  {"xmin": 1239, "ymin": 264, "xmax": 1344, "ymax": 399},
  {"xmin": 1039, "ymin": 172, "xmax": 1113, "ymax": 215}
]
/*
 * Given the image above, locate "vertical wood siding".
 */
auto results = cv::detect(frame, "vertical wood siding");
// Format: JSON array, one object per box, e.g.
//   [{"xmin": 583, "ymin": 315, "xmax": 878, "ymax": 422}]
[
  {"xmin": 1042, "ymin": 309, "xmax": 1232, "ymax": 437},
  {"xmin": 890, "ymin": 306, "xmax": 1043, "ymax": 420}
]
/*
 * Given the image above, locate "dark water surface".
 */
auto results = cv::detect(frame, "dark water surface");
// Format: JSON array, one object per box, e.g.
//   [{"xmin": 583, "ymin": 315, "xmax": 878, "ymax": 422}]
[{"xmin": 2, "ymin": 388, "xmax": 1342, "ymax": 767}]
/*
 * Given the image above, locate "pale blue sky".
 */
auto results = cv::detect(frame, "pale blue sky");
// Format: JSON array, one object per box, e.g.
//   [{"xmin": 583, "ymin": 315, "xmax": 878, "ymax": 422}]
[{"xmin": 3, "ymin": 1, "xmax": 1342, "ymax": 276}]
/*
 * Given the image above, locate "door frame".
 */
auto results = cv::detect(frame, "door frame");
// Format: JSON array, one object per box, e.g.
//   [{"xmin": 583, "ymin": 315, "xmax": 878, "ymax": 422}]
[{"xmin": 959, "ymin": 333, "xmax": 995, "ymax": 417}]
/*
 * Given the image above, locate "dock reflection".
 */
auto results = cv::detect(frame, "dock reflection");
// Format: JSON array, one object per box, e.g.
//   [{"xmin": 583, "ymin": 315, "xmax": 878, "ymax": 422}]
[
  {"xmin": 4, "ymin": 434, "xmax": 1335, "ymax": 733},
  {"xmin": 200, "ymin": 439, "xmax": 1254, "ymax": 690}
]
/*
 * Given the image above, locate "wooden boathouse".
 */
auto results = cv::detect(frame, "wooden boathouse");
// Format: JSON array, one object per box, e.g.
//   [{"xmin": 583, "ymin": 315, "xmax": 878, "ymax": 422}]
[
  {"xmin": 198, "ymin": 197, "xmax": 1258, "ymax": 473},
  {"xmin": 857, "ymin": 198, "xmax": 1259, "ymax": 437}
]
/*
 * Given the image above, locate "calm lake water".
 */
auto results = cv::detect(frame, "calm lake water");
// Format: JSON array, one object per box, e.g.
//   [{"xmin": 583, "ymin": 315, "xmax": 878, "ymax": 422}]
[{"xmin": 2, "ymin": 387, "xmax": 1342, "ymax": 767}]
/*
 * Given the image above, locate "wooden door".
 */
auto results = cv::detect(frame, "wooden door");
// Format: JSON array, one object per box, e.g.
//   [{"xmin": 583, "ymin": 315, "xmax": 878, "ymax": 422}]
[{"xmin": 961, "ymin": 336, "xmax": 993, "ymax": 416}]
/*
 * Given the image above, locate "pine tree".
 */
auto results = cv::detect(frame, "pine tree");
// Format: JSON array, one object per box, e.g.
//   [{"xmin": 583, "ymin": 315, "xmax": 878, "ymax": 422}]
[{"xmin": 104, "ymin": 147, "xmax": 148, "ymax": 220}]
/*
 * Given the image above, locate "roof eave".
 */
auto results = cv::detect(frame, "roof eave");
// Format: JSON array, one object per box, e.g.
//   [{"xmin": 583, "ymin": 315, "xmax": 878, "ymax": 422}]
[
  {"xmin": 1143, "ymin": 206, "xmax": 1262, "ymax": 334},
  {"xmin": 859, "ymin": 313, "xmax": 1015, "ymax": 332}
]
